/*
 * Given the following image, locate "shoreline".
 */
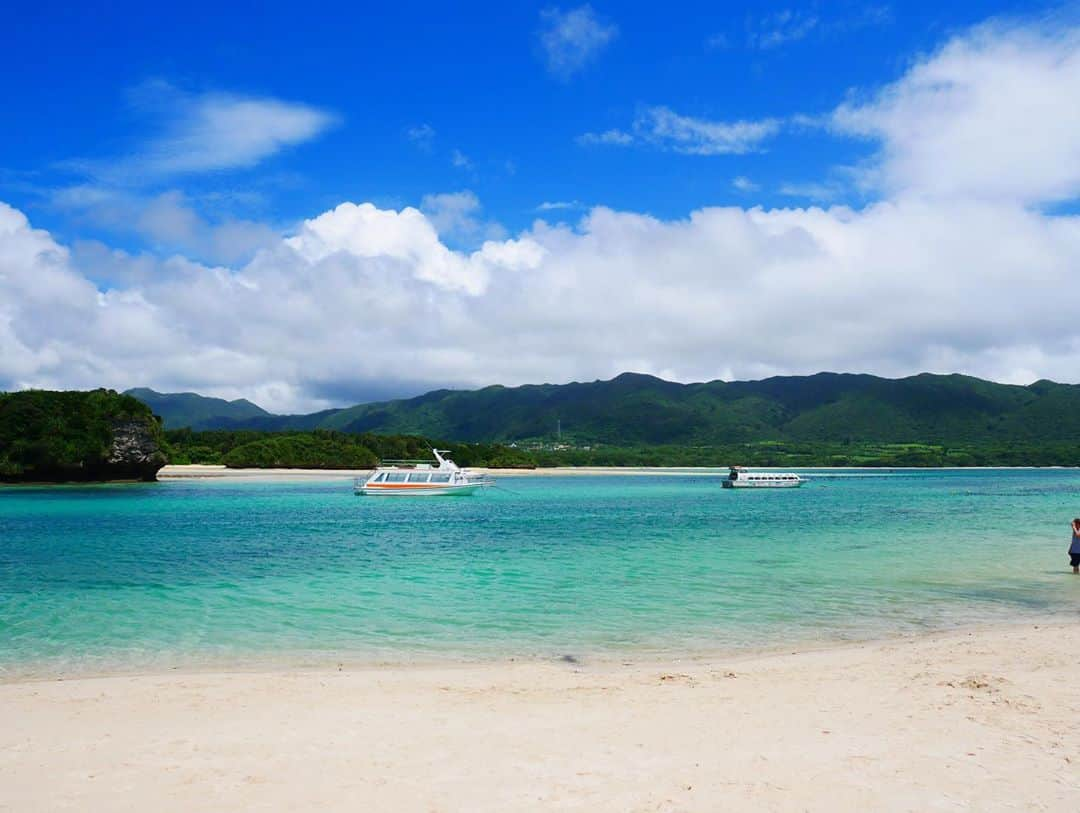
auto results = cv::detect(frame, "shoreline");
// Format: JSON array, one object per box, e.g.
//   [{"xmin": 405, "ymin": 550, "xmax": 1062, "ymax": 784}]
[
  {"xmin": 4, "ymin": 464, "xmax": 1073, "ymax": 486},
  {"xmin": 157, "ymin": 463, "xmax": 1080, "ymax": 481},
  {"xmin": 3, "ymin": 621, "xmax": 1077, "ymax": 810},
  {"xmin": 1, "ymin": 617, "xmax": 1073, "ymax": 686}
]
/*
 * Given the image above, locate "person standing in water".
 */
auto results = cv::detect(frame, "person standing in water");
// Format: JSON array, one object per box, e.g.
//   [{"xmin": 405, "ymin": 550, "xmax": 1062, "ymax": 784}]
[{"xmin": 1071, "ymin": 518, "xmax": 1080, "ymax": 574}]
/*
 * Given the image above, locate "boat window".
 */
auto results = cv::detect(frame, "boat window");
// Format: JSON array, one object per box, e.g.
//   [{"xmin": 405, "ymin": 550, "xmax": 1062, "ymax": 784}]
[
  {"xmin": 385, "ymin": 472, "xmax": 407, "ymax": 483},
  {"xmin": 430, "ymin": 473, "xmax": 451, "ymax": 483},
  {"xmin": 407, "ymin": 472, "xmax": 430, "ymax": 483},
  {"xmin": 373, "ymin": 472, "xmax": 387, "ymax": 482}
]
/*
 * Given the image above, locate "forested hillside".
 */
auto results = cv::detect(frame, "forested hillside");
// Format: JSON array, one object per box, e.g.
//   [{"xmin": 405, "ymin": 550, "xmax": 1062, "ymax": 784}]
[
  {"xmin": 126, "ymin": 388, "xmax": 275, "ymax": 429},
  {"xmin": 131, "ymin": 372, "xmax": 1080, "ymax": 448},
  {"xmin": 0, "ymin": 389, "xmax": 167, "ymax": 482}
]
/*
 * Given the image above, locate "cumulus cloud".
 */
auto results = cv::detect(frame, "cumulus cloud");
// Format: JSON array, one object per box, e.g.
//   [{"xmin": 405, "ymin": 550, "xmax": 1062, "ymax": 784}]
[
  {"xmin": 2, "ymin": 187, "xmax": 1080, "ymax": 411},
  {"xmin": 831, "ymin": 21, "xmax": 1080, "ymax": 203},
  {"xmin": 732, "ymin": 176, "xmax": 760, "ymax": 192},
  {"xmin": 538, "ymin": 5, "xmax": 618, "ymax": 79},
  {"xmin": 2, "ymin": 18, "xmax": 1080, "ymax": 411},
  {"xmin": 580, "ymin": 107, "xmax": 780, "ymax": 155}
]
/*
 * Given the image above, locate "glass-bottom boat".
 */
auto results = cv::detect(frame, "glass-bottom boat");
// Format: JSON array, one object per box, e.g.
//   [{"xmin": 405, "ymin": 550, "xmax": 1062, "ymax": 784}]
[
  {"xmin": 354, "ymin": 449, "xmax": 493, "ymax": 496},
  {"xmin": 722, "ymin": 466, "xmax": 803, "ymax": 488}
]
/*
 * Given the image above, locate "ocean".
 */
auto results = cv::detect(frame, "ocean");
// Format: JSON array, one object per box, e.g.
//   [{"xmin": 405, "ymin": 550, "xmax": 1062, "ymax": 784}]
[{"xmin": 2, "ymin": 469, "xmax": 1078, "ymax": 676}]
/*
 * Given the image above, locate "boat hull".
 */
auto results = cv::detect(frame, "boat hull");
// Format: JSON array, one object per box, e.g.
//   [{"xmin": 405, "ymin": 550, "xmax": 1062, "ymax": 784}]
[
  {"xmin": 356, "ymin": 482, "xmax": 487, "ymax": 496},
  {"xmin": 722, "ymin": 480, "xmax": 802, "ymax": 488}
]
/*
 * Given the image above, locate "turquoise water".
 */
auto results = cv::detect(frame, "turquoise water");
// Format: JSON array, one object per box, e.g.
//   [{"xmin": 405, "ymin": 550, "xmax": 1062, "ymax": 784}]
[{"xmin": 2, "ymin": 470, "xmax": 1079, "ymax": 675}]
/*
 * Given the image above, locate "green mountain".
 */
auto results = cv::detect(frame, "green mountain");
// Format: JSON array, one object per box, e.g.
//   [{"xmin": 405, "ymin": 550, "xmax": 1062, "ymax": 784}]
[
  {"xmin": 314, "ymin": 372, "xmax": 1080, "ymax": 446},
  {"xmin": 124, "ymin": 388, "xmax": 276, "ymax": 430},
  {"xmin": 127, "ymin": 372, "xmax": 1080, "ymax": 447}
]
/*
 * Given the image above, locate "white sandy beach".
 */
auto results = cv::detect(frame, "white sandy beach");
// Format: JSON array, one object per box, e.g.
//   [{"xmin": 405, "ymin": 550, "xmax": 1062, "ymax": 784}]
[
  {"xmin": 158, "ymin": 463, "xmax": 375, "ymax": 481},
  {"xmin": 158, "ymin": 464, "xmax": 723, "ymax": 479},
  {"xmin": 158, "ymin": 464, "xmax": 1071, "ymax": 482},
  {"xmin": 2, "ymin": 623, "xmax": 1077, "ymax": 811},
  {"xmin": 156, "ymin": 464, "xmax": 730, "ymax": 481}
]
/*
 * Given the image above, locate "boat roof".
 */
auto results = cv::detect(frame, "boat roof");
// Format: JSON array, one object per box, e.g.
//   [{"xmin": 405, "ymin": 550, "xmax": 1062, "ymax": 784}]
[
  {"xmin": 375, "ymin": 449, "xmax": 460, "ymax": 471},
  {"xmin": 735, "ymin": 471, "xmax": 801, "ymax": 476}
]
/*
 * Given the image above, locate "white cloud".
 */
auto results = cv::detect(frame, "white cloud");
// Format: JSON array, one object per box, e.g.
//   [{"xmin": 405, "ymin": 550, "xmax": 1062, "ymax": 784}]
[
  {"xmin": 76, "ymin": 82, "xmax": 336, "ymax": 182},
  {"xmin": 52, "ymin": 186, "xmax": 277, "ymax": 265},
  {"xmin": 831, "ymin": 21, "xmax": 1080, "ymax": 203},
  {"xmin": 422, "ymin": 191, "xmax": 481, "ymax": 235},
  {"xmin": 4, "ymin": 18, "xmax": 1080, "ymax": 411},
  {"xmin": 3, "ymin": 185, "xmax": 1080, "ymax": 410},
  {"xmin": 421, "ymin": 190, "xmax": 507, "ymax": 243},
  {"xmin": 43, "ymin": 83, "xmax": 327, "ymax": 266},
  {"xmin": 640, "ymin": 107, "xmax": 780, "ymax": 155},
  {"xmin": 778, "ymin": 181, "xmax": 842, "ymax": 201},
  {"xmin": 582, "ymin": 107, "xmax": 780, "ymax": 155},
  {"xmin": 451, "ymin": 149, "xmax": 473, "ymax": 170},
  {"xmin": 405, "ymin": 123, "xmax": 436, "ymax": 151},
  {"xmin": 749, "ymin": 9, "xmax": 819, "ymax": 49},
  {"xmin": 732, "ymin": 176, "xmax": 760, "ymax": 192},
  {"xmin": 282, "ymin": 201, "xmax": 499, "ymax": 296},
  {"xmin": 538, "ymin": 5, "xmax": 618, "ymax": 79},
  {"xmin": 746, "ymin": 6, "xmax": 892, "ymax": 50},
  {"xmin": 576, "ymin": 129, "xmax": 634, "ymax": 147},
  {"xmin": 537, "ymin": 200, "xmax": 585, "ymax": 211}
]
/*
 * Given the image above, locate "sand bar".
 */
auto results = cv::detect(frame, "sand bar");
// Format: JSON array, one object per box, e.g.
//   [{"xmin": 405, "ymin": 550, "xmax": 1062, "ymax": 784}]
[
  {"xmin": 2, "ymin": 622, "xmax": 1077, "ymax": 811},
  {"xmin": 159, "ymin": 463, "xmax": 372, "ymax": 481},
  {"xmin": 158, "ymin": 464, "xmax": 1077, "ymax": 482},
  {"xmin": 156, "ymin": 464, "xmax": 732, "ymax": 481}
]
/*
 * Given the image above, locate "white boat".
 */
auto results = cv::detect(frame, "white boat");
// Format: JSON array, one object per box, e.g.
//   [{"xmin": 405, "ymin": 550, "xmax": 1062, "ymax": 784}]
[
  {"xmin": 354, "ymin": 449, "xmax": 493, "ymax": 496},
  {"xmin": 722, "ymin": 466, "xmax": 803, "ymax": 488}
]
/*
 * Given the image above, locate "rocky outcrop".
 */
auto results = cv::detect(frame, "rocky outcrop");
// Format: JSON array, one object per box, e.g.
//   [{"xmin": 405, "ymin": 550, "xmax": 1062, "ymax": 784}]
[
  {"xmin": 104, "ymin": 419, "xmax": 168, "ymax": 481},
  {"xmin": 0, "ymin": 389, "xmax": 169, "ymax": 483}
]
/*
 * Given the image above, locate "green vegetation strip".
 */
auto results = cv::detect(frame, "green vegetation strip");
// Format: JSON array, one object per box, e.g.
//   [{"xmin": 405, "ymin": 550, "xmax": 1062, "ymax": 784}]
[{"xmin": 167, "ymin": 430, "xmax": 1080, "ymax": 469}]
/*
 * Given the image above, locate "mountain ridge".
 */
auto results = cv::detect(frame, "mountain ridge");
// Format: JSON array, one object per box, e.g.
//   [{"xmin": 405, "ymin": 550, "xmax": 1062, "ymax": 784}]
[
  {"xmin": 125, "ymin": 388, "xmax": 273, "ymax": 430},
  {"xmin": 126, "ymin": 372, "xmax": 1080, "ymax": 447}
]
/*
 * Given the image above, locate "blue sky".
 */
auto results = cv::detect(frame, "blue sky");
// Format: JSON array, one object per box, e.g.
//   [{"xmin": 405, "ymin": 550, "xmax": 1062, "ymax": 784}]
[
  {"xmin": 1, "ymin": 2, "xmax": 1079, "ymax": 410},
  {"xmin": 2, "ymin": 0, "xmax": 1053, "ymax": 246}
]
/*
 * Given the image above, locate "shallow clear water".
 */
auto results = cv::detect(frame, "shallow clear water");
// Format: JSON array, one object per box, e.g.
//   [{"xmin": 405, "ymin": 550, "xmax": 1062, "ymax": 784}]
[{"xmin": 2, "ymin": 470, "xmax": 1079, "ymax": 674}]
